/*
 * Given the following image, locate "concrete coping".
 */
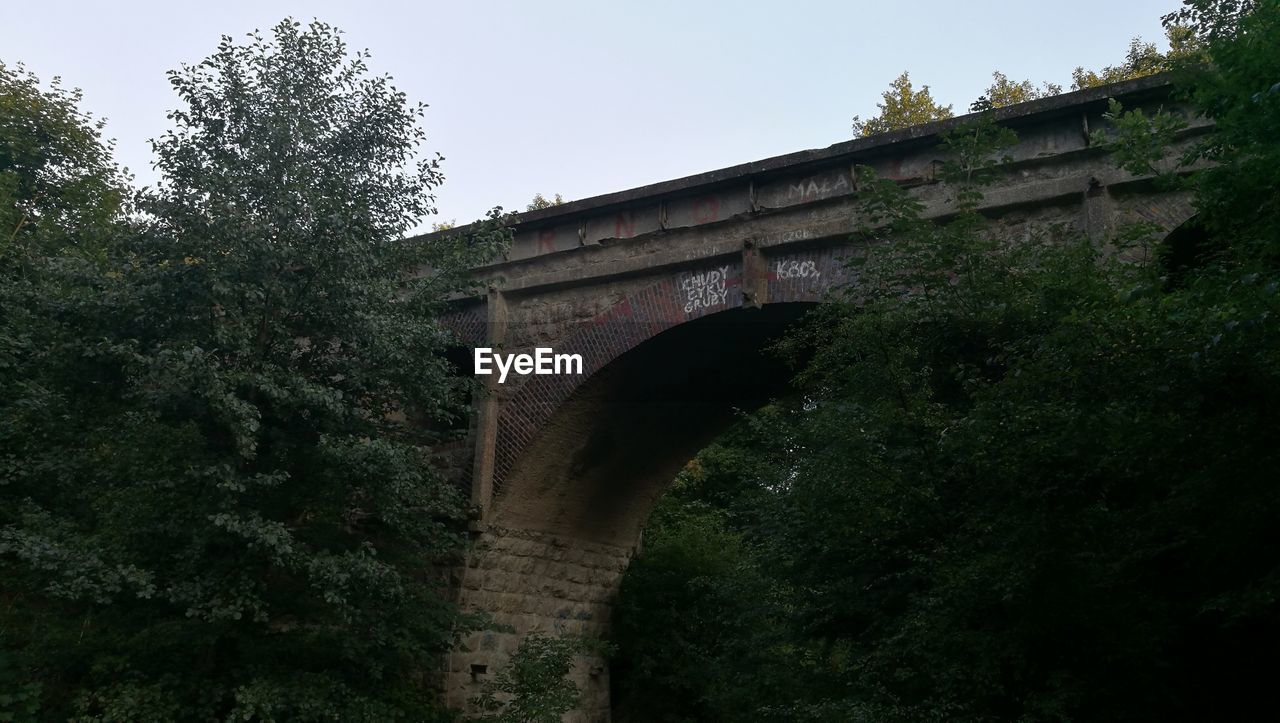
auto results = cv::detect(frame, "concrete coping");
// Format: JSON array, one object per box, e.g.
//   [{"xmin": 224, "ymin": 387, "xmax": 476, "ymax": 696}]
[{"xmin": 409, "ymin": 73, "xmax": 1179, "ymax": 244}]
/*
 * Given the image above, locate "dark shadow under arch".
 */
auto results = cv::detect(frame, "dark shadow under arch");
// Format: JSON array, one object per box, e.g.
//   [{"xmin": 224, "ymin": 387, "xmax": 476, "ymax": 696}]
[
  {"xmin": 1159, "ymin": 214, "xmax": 1213, "ymax": 287},
  {"xmin": 490, "ymin": 302, "xmax": 815, "ymax": 548}
]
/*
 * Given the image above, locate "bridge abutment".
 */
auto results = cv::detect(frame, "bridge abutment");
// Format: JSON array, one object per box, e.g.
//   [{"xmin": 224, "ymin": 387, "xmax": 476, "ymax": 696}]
[{"xmin": 446, "ymin": 526, "xmax": 631, "ymax": 722}]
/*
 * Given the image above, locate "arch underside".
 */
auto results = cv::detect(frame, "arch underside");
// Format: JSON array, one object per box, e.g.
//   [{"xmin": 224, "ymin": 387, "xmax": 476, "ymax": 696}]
[
  {"xmin": 447, "ymin": 303, "xmax": 811, "ymax": 720},
  {"xmin": 494, "ymin": 302, "xmax": 812, "ymax": 547}
]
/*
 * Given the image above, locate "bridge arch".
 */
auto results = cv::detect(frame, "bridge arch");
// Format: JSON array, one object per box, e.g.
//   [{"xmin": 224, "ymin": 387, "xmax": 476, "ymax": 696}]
[
  {"xmin": 493, "ymin": 300, "xmax": 814, "ymax": 548},
  {"xmin": 433, "ymin": 76, "xmax": 1206, "ymax": 719},
  {"xmin": 488, "ymin": 245, "xmax": 849, "ymax": 517},
  {"xmin": 446, "ymin": 283, "xmax": 827, "ymax": 719}
]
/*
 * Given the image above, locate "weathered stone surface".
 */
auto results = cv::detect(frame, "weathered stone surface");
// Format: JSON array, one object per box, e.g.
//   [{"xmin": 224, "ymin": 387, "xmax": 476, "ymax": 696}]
[{"xmin": 445, "ymin": 525, "xmax": 629, "ymax": 721}]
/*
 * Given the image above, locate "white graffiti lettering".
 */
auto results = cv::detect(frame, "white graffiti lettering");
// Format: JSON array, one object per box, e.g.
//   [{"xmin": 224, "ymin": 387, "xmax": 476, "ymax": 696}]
[
  {"xmin": 680, "ymin": 265, "xmax": 731, "ymax": 313},
  {"xmin": 775, "ymin": 259, "xmax": 821, "ymax": 280},
  {"xmin": 787, "ymin": 173, "xmax": 851, "ymax": 201}
]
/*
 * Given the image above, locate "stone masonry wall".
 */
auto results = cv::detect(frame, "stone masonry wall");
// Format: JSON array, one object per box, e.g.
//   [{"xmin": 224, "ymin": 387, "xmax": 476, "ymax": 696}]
[{"xmin": 445, "ymin": 526, "xmax": 633, "ymax": 722}]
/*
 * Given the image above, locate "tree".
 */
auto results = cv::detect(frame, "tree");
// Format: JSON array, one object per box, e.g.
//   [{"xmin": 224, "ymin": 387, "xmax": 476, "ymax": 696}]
[
  {"xmin": 1070, "ymin": 25, "xmax": 1201, "ymax": 90},
  {"xmin": 1160, "ymin": 0, "xmax": 1276, "ymax": 263},
  {"xmin": 0, "ymin": 62, "xmax": 132, "ymax": 723},
  {"xmin": 472, "ymin": 633, "xmax": 588, "ymax": 723},
  {"xmin": 969, "ymin": 71, "xmax": 1062, "ymax": 111},
  {"xmin": 0, "ymin": 61, "xmax": 128, "ymax": 261},
  {"xmin": 851, "ymin": 71, "xmax": 954, "ymax": 137},
  {"xmin": 525, "ymin": 192, "xmax": 564, "ymax": 211},
  {"xmin": 612, "ymin": 425, "xmax": 798, "ymax": 722},
  {"xmin": 1072, "ymin": 37, "xmax": 1166, "ymax": 88},
  {"xmin": 977, "ymin": 24, "xmax": 1201, "ymax": 113},
  {"xmin": 1, "ymin": 19, "xmax": 508, "ymax": 721}
]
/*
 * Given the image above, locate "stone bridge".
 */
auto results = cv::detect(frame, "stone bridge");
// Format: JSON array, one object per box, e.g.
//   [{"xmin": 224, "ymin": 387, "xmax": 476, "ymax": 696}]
[{"xmin": 426, "ymin": 75, "xmax": 1204, "ymax": 720}]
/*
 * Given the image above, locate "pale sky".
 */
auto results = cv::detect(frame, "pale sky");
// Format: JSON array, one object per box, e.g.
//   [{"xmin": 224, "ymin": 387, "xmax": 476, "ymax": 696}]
[{"xmin": 3, "ymin": 1, "xmax": 1179, "ymax": 229}]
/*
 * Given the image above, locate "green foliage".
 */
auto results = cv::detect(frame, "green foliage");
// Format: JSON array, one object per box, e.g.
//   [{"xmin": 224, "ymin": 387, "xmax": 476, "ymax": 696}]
[
  {"xmin": 612, "ymin": 456, "xmax": 792, "ymax": 722},
  {"xmin": 617, "ymin": 2, "xmax": 1280, "ymax": 719},
  {"xmin": 472, "ymin": 633, "xmax": 597, "ymax": 723},
  {"xmin": 1090, "ymin": 98, "xmax": 1190, "ymax": 181},
  {"xmin": 1, "ymin": 18, "xmax": 509, "ymax": 720},
  {"xmin": 0, "ymin": 655, "xmax": 41, "ymax": 723},
  {"xmin": 1163, "ymin": 0, "xmax": 1279, "ymax": 264},
  {"xmin": 851, "ymin": 72, "xmax": 954, "ymax": 137},
  {"xmin": 1072, "ymin": 37, "xmax": 1168, "ymax": 89},
  {"xmin": 759, "ymin": 140, "xmax": 1279, "ymax": 719},
  {"xmin": 0, "ymin": 62, "xmax": 128, "ymax": 263},
  {"xmin": 1070, "ymin": 24, "xmax": 1201, "ymax": 90},
  {"xmin": 524, "ymin": 193, "xmax": 565, "ymax": 212},
  {"xmin": 1092, "ymin": 0, "xmax": 1277, "ymax": 267},
  {"xmin": 970, "ymin": 71, "xmax": 1062, "ymax": 111}
]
